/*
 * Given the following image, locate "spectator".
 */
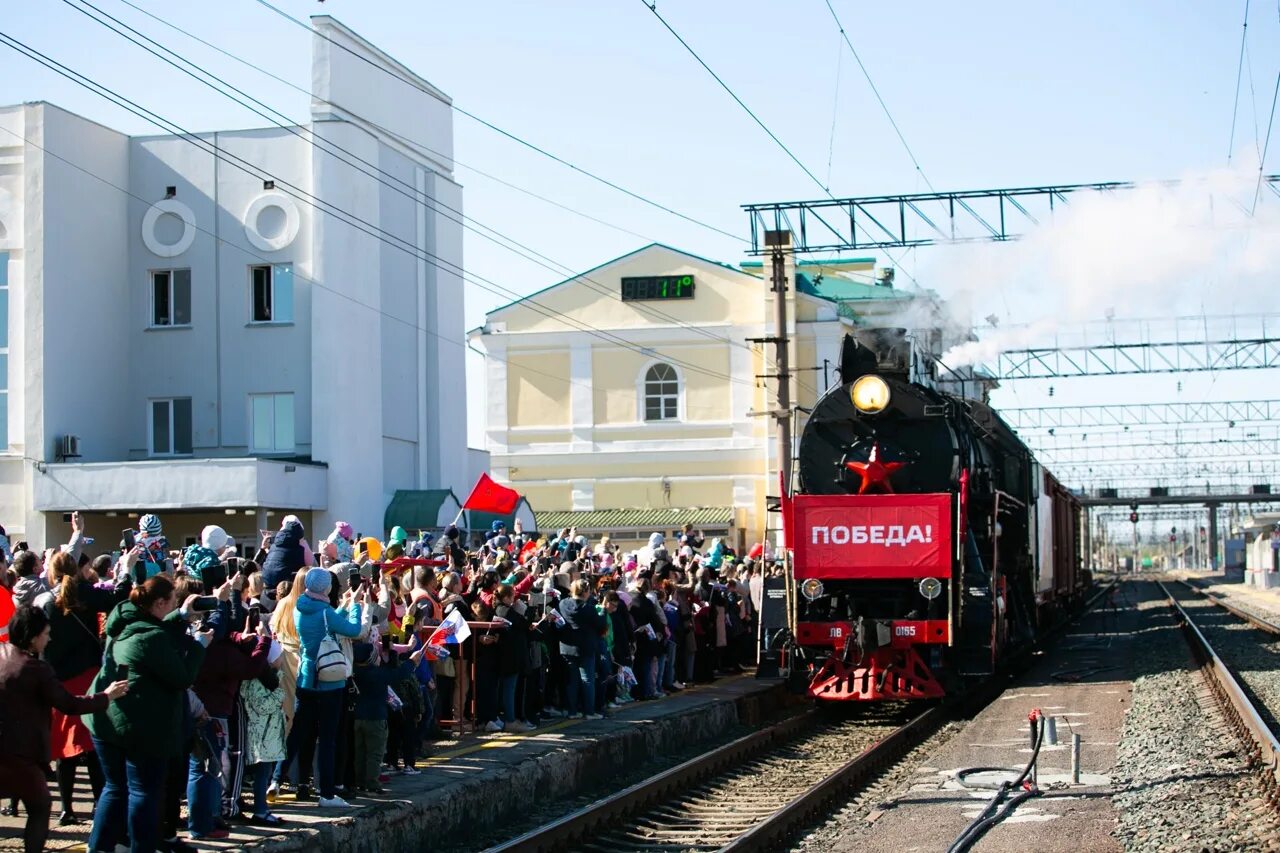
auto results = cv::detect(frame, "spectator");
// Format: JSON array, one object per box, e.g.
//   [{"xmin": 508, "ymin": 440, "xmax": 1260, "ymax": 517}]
[
  {"xmin": 11, "ymin": 549, "xmax": 47, "ymax": 607},
  {"xmin": 0, "ymin": 606, "xmax": 128, "ymax": 853},
  {"xmin": 187, "ymin": 597, "xmax": 271, "ymax": 838},
  {"xmin": 181, "ymin": 526, "xmax": 228, "ymax": 587},
  {"xmin": 287, "ymin": 567, "xmax": 364, "ymax": 808},
  {"xmin": 261, "ymin": 518, "xmax": 311, "ymax": 596},
  {"xmin": 494, "ymin": 583, "xmax": 534, "ymax": 732},
  {"xmin": 86, "ymin": 574, "xmax": 210, "ymax": 853},
  {"xmin": 37, "ymin": 551, "xmax": 127, "ymax": 825},
  {"xmin": 350, "ymin": 641, "xmax": 422, "ymax": 792},
  {"xmin": 628, "ymin": 578, "xmax": 665, "ymax": 700},
  {"xmin": 558, "ymin": 579, "xmax": 605, "ymax": 720},
  {"xmin": 241, "ymin": 639, "xmax": 288, "ymax": 826}
]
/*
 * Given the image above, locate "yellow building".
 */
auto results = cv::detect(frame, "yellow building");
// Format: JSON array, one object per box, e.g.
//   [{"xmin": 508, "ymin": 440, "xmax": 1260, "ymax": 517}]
[{"xmin": 468, "ymin": 243, "xmax": 922, "ymax": 548}]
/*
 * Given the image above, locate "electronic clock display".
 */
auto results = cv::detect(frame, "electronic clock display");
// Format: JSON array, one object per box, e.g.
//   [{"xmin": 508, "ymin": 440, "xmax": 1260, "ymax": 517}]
[{"xmin": 621, "ymin": 275, "xmax": 695, "ymax": 301}]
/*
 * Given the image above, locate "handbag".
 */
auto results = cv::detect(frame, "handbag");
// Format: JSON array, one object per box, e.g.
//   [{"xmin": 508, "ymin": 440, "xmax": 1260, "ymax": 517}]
[{"xmin": 315, "ymin": 610, "xmax": 351, "ymax": 684}]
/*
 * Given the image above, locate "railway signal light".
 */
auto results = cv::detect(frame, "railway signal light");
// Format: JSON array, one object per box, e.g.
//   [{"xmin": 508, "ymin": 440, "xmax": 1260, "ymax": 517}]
[{"xmin": 1129, "ymin": 512, "xmax": 1139, "ymax": 524}]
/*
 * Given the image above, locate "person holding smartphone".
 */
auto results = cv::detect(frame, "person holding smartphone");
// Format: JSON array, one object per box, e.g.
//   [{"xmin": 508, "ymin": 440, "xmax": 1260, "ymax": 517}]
[
  {"xmin": 85, "ymin": 575, "xmax": 210, "ymax": 853},
  {"xmin": 0, "ymin": 606, "xmax": 128, "ymax": 853}
]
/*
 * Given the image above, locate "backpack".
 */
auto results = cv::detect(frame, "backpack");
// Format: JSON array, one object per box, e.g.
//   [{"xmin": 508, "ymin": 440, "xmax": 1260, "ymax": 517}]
[
  {"xmin": 315, "ymin": 610, "xmax": 352, "ymax": 684},
  {"xmin": 393, "ymin": 673, "xmax": 425, "ymax": 721}
]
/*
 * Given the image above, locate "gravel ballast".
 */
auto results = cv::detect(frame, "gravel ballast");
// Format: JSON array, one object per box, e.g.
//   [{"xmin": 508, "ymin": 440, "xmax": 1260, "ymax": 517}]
[{"xmin": 1111, "ymin": 585, "xmax": 1280, "ymax": 852}]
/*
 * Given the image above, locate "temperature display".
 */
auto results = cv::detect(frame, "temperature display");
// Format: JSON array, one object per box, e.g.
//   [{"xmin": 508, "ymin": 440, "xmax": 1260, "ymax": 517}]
[{"xmin": 621, "ymin": 275, "xmax": 695, "ymax": 301}]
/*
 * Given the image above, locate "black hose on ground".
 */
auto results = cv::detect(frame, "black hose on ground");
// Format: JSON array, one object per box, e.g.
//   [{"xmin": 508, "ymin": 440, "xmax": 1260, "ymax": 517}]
[{"xmin": 946, "ymin": 711, "xmax": 1045, "ymax": 853}]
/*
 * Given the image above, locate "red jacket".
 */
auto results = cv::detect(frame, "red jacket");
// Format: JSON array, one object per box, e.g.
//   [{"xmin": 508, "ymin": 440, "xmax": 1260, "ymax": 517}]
[{"xmin": 0, "ymin": 643, "xmax": 107, "ymax": 764}]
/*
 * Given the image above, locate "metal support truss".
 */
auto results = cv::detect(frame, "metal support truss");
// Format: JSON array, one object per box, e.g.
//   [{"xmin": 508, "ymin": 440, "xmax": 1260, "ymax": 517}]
[
  {"xmin": 1002, "ymin": 400, "xmax": 1280, "ymax": 430},
  {"xmin": 1072, "ymin": 481, "xmax": 1280, "ymax": 499},
  {"xmin": 992, "ymin": 336, "xmax": 1280, "ymax": 379},
  {"xmin": 743, "ymin": 175, "xmax": 1280, "ymax": 253},
  {"xmin": 1049, "ymin": 459, "xmax": 1280, "ymax": 479},
  {"xmin": 1034, "ymin": 434, "xmax": 1280, "ymax": 463}
]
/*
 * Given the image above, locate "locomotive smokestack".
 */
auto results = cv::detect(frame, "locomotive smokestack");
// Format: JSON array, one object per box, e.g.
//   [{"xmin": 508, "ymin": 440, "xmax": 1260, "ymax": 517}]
[{"xmin": 853, "ymin": 327, "xmax": 911, "ymax": 378}]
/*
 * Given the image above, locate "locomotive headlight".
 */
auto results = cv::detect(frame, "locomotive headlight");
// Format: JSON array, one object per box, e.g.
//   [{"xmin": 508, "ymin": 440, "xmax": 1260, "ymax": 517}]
[
  {"xmin": 801, "ymin": 578, "xmax": 825, "ymax": 601},
  {"xmin": 918, "ymin": 577, "xmax": 942, "ymax": 600},
  {"xmin": 850, "ymin": 375, "xmax": 891, "ymax": 414}
]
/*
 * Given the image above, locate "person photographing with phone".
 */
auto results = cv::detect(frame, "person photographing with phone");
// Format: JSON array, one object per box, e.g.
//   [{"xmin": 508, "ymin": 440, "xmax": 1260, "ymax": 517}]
[
  {"xmin": 85, "ymin": 574, "xmax": 211, "ymax": 853},
  {"xmin": 0, "ymin": 605, "xmax": 129, "ymax": 853}
]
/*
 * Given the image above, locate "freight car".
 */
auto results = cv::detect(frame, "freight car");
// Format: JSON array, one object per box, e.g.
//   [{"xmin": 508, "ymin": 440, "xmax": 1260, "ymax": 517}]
[{"xmin": 779, "ymin": 328, "xmax": 1088, "ymax": 701}]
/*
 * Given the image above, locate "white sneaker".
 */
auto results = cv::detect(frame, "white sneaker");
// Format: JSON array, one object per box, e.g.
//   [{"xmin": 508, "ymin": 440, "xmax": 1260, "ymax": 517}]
[
  {"xmin": 318, "ymin": 795, "xmax": 351, "ymax": 808},
  {"xmin": 543, "ymin": 707, "xmax": 565, "ymax": 718},
  {"xmin": 522, "ymin": 720, "xmax": 538, "ymax": 730},
  {"xmin": 606, "ymin": 701, "xmax": 620, "ymax": 709},
  {"xmin": 584, "ymin": 713, "xmax": 603, "ymax": 720},
  {"xmin": 401, "ymin": 767, "xmax": 421, "ymax": 776},
  {"xmin": 484, "ymin": 720, "xmax": 504, "ymax": 732},
  {"xmin": 673, "ymin": 682, "xmax": 687, "ymax": 689},
  {"xmin": 265, "ymin": 780, "xmax": 280, "ymax": 802},
  {"xmin": 505, "ymin": 720, "xmax": 529, "ymax": 733}
]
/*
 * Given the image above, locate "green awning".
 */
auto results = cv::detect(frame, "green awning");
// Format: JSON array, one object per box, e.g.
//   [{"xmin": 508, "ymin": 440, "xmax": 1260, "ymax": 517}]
[
  {"xmin": 534, "ymin": 506, "xmax": 734, "ymax": 536},
  {"xmin": 383, "ymin": 489, "xmax": 461, "ymax": 535}
]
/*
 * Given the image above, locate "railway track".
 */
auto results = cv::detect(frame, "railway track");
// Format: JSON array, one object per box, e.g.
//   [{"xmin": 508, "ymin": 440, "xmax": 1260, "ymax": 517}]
[
  {"xmin": 485, "ymin": 582, "xmax": 1119, "ymax": 853},
  {"xmin": 483, "ymin": 705, "xmax": 943, "ymax": 853},
  {"xmin": 1158, "ymin": 580, "xmax": 1280, "ymax": 802}
]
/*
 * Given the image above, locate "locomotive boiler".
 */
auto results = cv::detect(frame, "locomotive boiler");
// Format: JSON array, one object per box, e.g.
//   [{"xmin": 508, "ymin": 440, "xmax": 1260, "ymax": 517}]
[{"xmin": 780, "ymin": 328, "xmax": 1086, "ymax": 701}]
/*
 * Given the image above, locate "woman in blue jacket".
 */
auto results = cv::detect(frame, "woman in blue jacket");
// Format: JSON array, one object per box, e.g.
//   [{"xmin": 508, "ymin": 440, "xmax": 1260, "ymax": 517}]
[{"xmin": 286, "ymin": 568, "xmax": 363, "ymax": 808}]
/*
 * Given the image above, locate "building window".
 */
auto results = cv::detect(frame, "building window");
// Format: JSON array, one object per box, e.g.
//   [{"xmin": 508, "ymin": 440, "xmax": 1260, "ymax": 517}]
[
  {"xmin": 643, "ymin": 363, "xmax": 680, "ymax": 421},
  {"xmin": 150, "ymin": 269, "xmax": 191, "ymax": 327},
  {"xmin": 250, "ymin": 393, "xmax": 294, "ymax": 453},
  {"xmin": 149, "ymin": 398, "xmax": 192, "ymax": 456},
  {"xmin": 250, "ymin": 263, "xmax": 293, "ymax": 324}
]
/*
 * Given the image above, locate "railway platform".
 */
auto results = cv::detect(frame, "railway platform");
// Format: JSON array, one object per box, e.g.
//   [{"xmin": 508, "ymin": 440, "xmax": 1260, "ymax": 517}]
[
  {"xmin": 0, "ymin": 675, "xmax": 786, "ymax": 853},
  {"xmin": 838, "ymin": 582, "xmax": 1151, "ymax": 852},
  {"xmin": 1172, "ymin": 568, "xmax": 1280, "ymax": 622}
]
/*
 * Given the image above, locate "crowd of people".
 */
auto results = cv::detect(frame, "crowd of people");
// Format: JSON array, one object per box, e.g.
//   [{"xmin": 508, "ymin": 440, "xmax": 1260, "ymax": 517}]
[{"xmin": 0, "ymin": 511, "xmax": 770, "ymax": 852}]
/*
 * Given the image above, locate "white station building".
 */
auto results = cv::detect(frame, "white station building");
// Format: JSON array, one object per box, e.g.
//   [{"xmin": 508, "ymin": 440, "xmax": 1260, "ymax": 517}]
[{"xmin": 0, "ymin": 17, "xmax": 477, "ymax": 549}]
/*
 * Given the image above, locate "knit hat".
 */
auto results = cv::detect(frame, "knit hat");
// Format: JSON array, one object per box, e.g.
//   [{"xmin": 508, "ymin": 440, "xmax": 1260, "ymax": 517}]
[
  {"xmin": 389, "ymin": 526, "xmax": 408, "ymax": 545},
  {"xmin": 201, "ymin": 525, "xmax": 229, "ymax": 552},
  {"xmin": 335, "ymin": 521, "xmax": 354, "ymax": 541},
  {"xmin": 139, "ymin": 514, "xmax": 162, "ymax": 536},
  {"xmin": 444, "ymin": 524, "xmax": 460, "ymax": 541},
  {"xmin": 304, "ymin": 567, "xmax": 332, "ymax": 596},
  {"xmin": 491, "ymin": 520, "xmax": 505, "ymax": 532},
  {"xmin": 282, "ymin": 514, "xmax": 302, "ymax": 531}
]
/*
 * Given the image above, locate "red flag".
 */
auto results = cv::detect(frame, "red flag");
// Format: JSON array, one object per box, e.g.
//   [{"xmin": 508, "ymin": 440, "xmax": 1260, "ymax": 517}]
[{"xmin": 463, "ymin": 473, "xmax": 520, "ymax": 515}]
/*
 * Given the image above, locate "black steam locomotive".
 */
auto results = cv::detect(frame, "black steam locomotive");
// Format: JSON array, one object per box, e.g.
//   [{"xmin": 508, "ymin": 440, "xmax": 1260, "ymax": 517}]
[{"xmin": 780, "ymin": 328, "xmax": 1085, "ymax": 701}]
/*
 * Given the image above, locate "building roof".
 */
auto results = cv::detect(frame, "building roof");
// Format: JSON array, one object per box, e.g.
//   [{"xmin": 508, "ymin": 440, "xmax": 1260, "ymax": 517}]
[
  {"xmin": 795, "ymin": 271, "xmax": 911, "ymax": 304},
  {"xmin": 482, "ymin": 243, "xmax": 755, "ymax": 320},
  {"xmin": 384, "ymin": 489, "xmax": 461, "ymax": 533},
  {"xmin": 535, "ymin": 506, "xmax": 735, "ymax": 534}
]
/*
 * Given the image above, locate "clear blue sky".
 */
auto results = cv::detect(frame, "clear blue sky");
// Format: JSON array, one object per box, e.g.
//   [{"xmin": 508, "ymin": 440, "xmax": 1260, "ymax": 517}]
[{"xmin": 3, "ymin": 0, "xmax": 1279, "ymax": 512}]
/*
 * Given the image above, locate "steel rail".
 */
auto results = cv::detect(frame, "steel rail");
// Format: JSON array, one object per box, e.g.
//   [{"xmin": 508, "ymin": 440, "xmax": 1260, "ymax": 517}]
[
  {"xmin": 485, "ymin": 580, "xmax": 1117, "ymax": 853},
  {"xmin": 1158, "ymin": 581, "xmax": 1280, "ymax": 791},
  {"xmin": 1174, "ymin": 577, "xmax": 1280, "ymax": 637},
  {"xmin": 482, "ymin": 711, "xmax": 821, "ymax": 853}
]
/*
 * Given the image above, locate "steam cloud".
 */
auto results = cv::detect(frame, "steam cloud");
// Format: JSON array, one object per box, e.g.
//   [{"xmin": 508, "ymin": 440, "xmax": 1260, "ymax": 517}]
[{"xmin": 907, "ymin": 164, "xmax": 1280, "ymax": 369}]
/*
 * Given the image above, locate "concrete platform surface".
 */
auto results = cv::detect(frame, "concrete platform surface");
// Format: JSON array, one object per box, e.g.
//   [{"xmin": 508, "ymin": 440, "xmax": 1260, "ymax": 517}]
[
  {"xmin": 1174, "ymin": 568, "xmax": 1280, "ymax": 622},
  {"xmin": 845, "ymin": 583, "xmax": 1151, "ymax": 853},
  {"xmin": 0, "ymin": 675, "xmax": 784, "ymax": 852}
]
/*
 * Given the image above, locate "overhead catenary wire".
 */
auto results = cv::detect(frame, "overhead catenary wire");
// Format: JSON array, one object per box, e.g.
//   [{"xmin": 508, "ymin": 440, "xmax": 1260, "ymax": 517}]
[
  {"xmin": 0, "ymin": 31, "xmax": 752, "ymax": 392},
  {"xmin": 820, "ymin": 0, "xmax": 936, "ymax": 193},
  {"xmin": 1251, "ymin": 67, "xmax": 1280, "ymax": 214},
  {"xmin": 86, "ymin": 0, "xmax": 820, "ymax": 399},
  {"xmin": 249, "ymin": 0, "xmax": 745, "ymax": 245},
  {"xmin": 1228, "ymin": 0, "xmax": 1251, "ymax": 164},
  {"xmin": 633, "ymin": 0, "xmax": 926, "ymax": 294},
  {"xmin": 109, "ymin": 0, "xmax": 658, "ymax": 246},
  {"xmin": 0, "ymin": 123, "xmax": 606, "ymax": 402}
]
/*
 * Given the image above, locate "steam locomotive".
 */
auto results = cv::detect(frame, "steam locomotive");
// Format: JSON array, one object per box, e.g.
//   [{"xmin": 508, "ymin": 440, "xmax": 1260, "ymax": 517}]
[{"xmin": 780, "ymin": 328, "xmax": 1087, "ymax": 701}]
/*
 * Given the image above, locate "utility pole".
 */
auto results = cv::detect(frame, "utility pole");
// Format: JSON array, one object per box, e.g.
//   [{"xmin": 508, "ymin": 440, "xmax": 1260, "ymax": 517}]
[{"xmin": 766, "ymin": 230, "xmax": 793, "ymax": 492}]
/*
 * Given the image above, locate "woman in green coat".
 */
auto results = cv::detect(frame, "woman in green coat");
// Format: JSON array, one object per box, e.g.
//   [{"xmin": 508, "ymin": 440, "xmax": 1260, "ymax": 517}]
[{"xmin": 86, "ymin": 574, "xmax": 210, "ymax": 853}]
